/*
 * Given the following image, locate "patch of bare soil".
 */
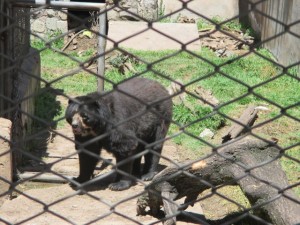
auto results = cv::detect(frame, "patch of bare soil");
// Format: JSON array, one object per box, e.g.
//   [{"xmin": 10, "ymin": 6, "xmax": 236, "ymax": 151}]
[
  {"xmin": 0, "ymin": 123, "xmax": 207, "ymax": 225},
  {"xmin": 63, "ymin": 29, "xmax": 98, "ymax": 53},
  {"xmin": 62, "ymin": 20, "xmax": 255, "ymax": 60}
]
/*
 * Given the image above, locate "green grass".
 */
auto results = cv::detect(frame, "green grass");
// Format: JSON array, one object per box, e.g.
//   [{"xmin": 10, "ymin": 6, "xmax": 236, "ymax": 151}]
[
  {"xmin": 33, "ymin": 31, "xmax": 299, "ymax": 195},
  {"xmin": 36, "ymin": 47, "xmax": 299, "ymax": 139},
  {"xmin": 197, "ymin": 16, "xmax": 256, "ymax": 37},
  {"xmin": 32, "ymin": 29, "xmax": 65, "ymax": 50}
]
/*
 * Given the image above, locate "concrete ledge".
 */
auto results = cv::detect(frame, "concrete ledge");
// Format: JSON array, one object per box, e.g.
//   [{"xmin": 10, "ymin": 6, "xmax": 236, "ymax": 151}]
[
  {"xmin": 0, "ymin": 118, "xmax": 12, "ymax": 206},
  {"xmin": 106, "ymin": 21, "xmax": 201, "ymax": 51}
]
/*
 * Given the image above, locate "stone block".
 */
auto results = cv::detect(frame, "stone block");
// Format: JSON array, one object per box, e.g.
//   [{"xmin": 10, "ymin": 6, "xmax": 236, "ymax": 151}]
[
  {"xmin": 30, "ymin": 9, "xmax": 42, "ymax": 19},
  {"xmin": 46, "ymin": 17, "xmax": 58, "ymax": 31},
  {"xmin": 47, "ymin": 9, "xmax": 57, "ymax": 18},
  {"xmin": 57, "ymin": 20, "xmax": 68, "ymax": 34},
  {"xmin": 58, "ymin": 11, "xmax": 68, "ymax": 21},
  {"xmin": 107, "ymin": 8, "xmax": 120, "ymax": 21},
  {"xmin": 119, "ymin": 8, "xmax": 139, "ymax": 21},
  {"xmin": 107, "ymin": 21, "xmax": 201, "ymax": 51},
  {"xmin": 32, "ymin": 19, "xmax": 45, "ymax": 33}
]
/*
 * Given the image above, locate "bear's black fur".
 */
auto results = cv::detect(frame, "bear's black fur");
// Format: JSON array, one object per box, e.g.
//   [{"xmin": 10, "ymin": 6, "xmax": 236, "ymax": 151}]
[{"xmin": 65, "ymin": 77, "xmax": 173, "ymax": 191}]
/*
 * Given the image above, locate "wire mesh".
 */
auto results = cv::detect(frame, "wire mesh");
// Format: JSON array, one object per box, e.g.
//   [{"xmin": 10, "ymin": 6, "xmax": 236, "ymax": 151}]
[{"xmin": 0, "ymin": 0, "xmax": 299, "ymax": 224}]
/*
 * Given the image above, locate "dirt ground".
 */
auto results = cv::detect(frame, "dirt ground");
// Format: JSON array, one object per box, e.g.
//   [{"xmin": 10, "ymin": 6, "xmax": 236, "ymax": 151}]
[
  {"xmin": 0, "ymin": 90, "xmax": 247, "ymax": 225},
  {"xmin": 0, "ymin": 25, "xmax": 257, "ymax": 224},
  {"xmin": 0, "ymin": 92, "xmax": 209, "ymax": 225},
  {"xmin": 0, "ymin": 122, "xmax": 208, "ymax": 225}
]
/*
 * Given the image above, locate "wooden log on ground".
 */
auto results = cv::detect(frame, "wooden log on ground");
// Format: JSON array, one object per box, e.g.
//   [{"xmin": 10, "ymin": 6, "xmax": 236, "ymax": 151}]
[
  {"xmin": 137, "ymin": 137, "xmax": 300, "ymax": 225},
  {"xmin": 222, "ymin": 105, "xmax": 259, "ymax": 143}
]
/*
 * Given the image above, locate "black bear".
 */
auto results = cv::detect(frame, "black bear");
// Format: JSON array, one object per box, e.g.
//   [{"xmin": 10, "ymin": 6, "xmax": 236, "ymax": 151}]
[{"xmin": 65, "ymin": 77, "xmax": 173, "ymax": 191}]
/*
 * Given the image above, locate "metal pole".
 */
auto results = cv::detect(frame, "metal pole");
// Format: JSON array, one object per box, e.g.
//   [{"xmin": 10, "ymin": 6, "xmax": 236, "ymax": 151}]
[
  {"xmin": 11, "ymin": 0, "xmax": 106, "ymax": 10},
  {"xmin": 97, "ymin": 6, "xmax": 106, "ymax": 92}
]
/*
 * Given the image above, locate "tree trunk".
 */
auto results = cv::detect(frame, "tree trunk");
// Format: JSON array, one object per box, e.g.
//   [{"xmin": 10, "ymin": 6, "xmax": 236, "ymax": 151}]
[{"xmin": 137, "ymin": 137, "xmax": 300, "ymax": 225}]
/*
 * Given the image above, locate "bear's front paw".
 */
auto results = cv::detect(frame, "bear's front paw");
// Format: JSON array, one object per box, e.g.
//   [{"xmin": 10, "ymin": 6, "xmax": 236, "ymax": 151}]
[
  {"xmin": 141, "ymin": 172, "xmax": 157, "ymax": 181},
  {"xmin": 69, "ymin": 177, "xmax": 88, "ymax": 190},
  {"xmin": 108, "ymin": 180, "xmax": 132, "ymax": 191}
]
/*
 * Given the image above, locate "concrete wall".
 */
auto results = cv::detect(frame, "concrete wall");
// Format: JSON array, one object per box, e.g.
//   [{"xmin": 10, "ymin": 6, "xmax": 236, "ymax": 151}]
[
  {"xmin": 30, "ymin": 0, "xmax": 240, "ymax": 37},
  {"xmin": 161, "ymin": 0, "xmax": 239, "ymax": 20},
  {"xmin": 244, "ymin": 0, "xmax": 300, "ymax": 67}
]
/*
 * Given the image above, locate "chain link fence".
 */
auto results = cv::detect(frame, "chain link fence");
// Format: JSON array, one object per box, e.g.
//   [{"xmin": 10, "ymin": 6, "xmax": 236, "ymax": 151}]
[{"xmin": 0, "ymin": 0, "xmax": 299, "ymax": 224}]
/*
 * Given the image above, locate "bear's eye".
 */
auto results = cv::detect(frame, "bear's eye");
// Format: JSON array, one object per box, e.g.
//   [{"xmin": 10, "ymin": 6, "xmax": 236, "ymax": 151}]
[{"xmin": 81, "ymin": 113, "xmax": 89, "ymax": 121}]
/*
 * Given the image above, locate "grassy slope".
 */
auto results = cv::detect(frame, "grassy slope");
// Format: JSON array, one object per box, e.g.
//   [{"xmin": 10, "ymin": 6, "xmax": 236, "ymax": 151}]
[{"xmin": 34, "ymin": 41, "xmax": 299, "ymax": 196}]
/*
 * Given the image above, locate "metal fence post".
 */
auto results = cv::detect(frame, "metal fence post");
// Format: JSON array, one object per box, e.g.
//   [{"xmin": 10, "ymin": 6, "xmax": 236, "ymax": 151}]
[{"xmin": 97, "ymin": 6, "xmax": 106, "ymax": 92}]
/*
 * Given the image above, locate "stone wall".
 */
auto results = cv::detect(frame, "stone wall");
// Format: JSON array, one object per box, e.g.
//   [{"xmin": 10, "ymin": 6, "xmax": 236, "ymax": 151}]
[
  {"xmin": 107, "ymin": 0, "xmax": 158, "ymax": 21},
  {"xmin": 30, "ymin": 0, "xmax": 240, "ymax": 36},
  {"xmin": 31, "ymin": 9, "xmax": 68, "ymax": 38}
]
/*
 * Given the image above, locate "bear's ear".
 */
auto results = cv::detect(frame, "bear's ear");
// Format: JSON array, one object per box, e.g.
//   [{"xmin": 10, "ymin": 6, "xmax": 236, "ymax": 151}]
[
  {"xmin": 68, "ymin": 98, "xmax": 76, "ymax": 105},
  {"xmin": 96, "ymin": 100, "xmax": 110, "ymax": 120}
]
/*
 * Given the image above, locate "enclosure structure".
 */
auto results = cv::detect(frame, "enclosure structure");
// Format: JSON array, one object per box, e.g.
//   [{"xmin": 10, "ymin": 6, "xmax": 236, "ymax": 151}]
[{"xmin": 0, "ymin": 0, "xmax": 299, "ymax": 224}]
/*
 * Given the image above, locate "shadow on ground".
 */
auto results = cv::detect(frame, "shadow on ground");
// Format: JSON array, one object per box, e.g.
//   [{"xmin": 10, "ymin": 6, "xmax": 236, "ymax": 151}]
[{"xmin": 22, "ymin": 87, "xmax": 63, "ymax": 168}]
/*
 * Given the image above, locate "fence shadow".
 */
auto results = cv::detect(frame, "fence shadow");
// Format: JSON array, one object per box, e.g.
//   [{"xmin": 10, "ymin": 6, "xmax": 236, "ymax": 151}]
[
  {"xmin": 73, "ymin": 162, "xmax": 168, "ymax": 192},
  {"xmin": 146, "ymin": 210, "xmax": 266, "ymax": 225},
  {"xmin": 26, "ymin": 88, "xmax": 63, "ymax": 163}
]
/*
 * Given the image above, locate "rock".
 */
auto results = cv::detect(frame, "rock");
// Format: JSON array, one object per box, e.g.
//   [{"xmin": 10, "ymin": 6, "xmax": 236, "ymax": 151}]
[
  {"xmin": 199, "ymin": 29, "xmax": 255, "ymax": 57},
  {"xmin": 194, "ymin": 86, "xmax": 219, "ymax": 107},
  {"xmin": 108, "ymin": 0, "xmax": 158, "ymax": 21},
  {"xmin": 32, "ymin": 20, "xmax": 46, "ymax": 33},
  {"xmin": 58, "ymin": 11, "xmax": 67, "ymax": 21},
  {"xmin": 168, "ymin": 79, "xmax": 186, "ymax": 105},
  {"xmin": 119, "ymin": 9, "xmax": 139, "ymax": 21},
  {"xmin": 137, "ymin": 0, "xmax": 159, "ymax": 21},
  {"xmin": 47, "ymin": 9, "xmax": 56, "ymax": 18},
  {"xmin": 199, "ymin": 128, "xmax": 214, "ymax": 139},
  {"xmin": 216, "ymin": 48, "xmax": 226, "ymax": 57},
  {"xmin": 57, "ymin": 21, "xmax": 68, "ymax": 34},
  {"xmin": 177, "ymin": 16, "xmax": 196, "ymax": 23},
  {"xmin": 45, "ymin": 17, "xmax": 58, "ymax": 31}
]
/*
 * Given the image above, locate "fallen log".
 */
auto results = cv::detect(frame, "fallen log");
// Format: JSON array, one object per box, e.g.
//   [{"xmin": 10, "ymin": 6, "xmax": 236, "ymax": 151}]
[
  {"xmin": 222, "ymin": 105, "xmax": 259, "ymax": 143},
  {"xmin": 137, "ymin": 137, "xmax": 300, "ymax": 225}
]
